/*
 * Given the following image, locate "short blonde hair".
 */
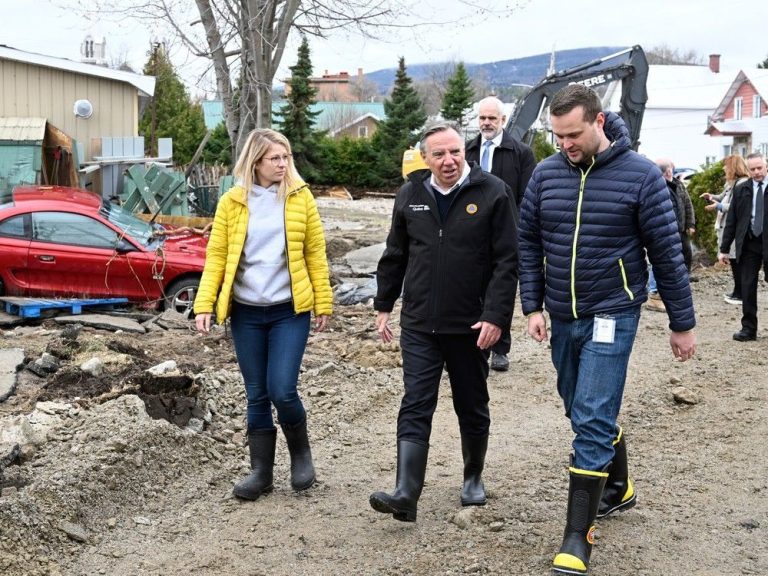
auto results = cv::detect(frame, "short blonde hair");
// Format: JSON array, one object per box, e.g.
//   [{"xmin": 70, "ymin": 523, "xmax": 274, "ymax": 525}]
[{"xmin": 232, "ymin": 128, "xmax": 305, "ymax": 199}]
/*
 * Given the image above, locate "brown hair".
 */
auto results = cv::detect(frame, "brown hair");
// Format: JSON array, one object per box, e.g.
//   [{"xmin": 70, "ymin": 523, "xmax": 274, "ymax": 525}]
[
  {"xmin": 549, "ymin": 84, "xmax": 603, "ymax": 123},
  {"xmin": 723, "ymin": 155, "xmax": 749, "ymax": 183}
]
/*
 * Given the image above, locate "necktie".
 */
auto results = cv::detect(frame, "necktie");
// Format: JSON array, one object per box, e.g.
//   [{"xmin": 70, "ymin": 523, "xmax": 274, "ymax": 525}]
[
  {"xmin": 480, "ymin": 140, "xmax": 492, "ymax": 172},
  {"xmin": 754, "ymin": 181, "xmax": 764, "ymax": 237}
]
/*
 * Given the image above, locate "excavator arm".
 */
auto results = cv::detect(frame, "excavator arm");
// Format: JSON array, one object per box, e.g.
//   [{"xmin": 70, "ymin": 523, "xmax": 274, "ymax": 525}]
[{"xmin": 505, "ymin": 45, "xmax": 649, "ymax": 150}]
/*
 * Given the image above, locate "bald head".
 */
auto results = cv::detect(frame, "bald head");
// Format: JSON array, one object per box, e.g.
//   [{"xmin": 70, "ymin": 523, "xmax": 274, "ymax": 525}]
[
  {"xmin": 655, "ymin": 158, "xmax": 674, "ymax": 181},
  {"xmin": 478, "ymin": 96, "xmax": 506, "ymax": 140}
]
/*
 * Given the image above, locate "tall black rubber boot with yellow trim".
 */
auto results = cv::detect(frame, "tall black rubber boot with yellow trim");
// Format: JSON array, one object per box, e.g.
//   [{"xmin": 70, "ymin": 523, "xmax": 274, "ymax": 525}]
[
  {"xmin": 552, "ymin": 466, "xmax": 609, "ymax": 575},
  {"xmin": 369, "ymin": 440, "xmax": 429, "ymax": 522},
  {"xmin": 598, "ymin": 426, "xmax": 637, "ymax": 518}
]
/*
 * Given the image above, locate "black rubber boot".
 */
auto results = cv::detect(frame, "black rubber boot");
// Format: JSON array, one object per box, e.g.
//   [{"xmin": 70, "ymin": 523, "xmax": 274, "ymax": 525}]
[
  {"xmin": 233, "ymin": 428, "xmax": 276, "ymax": 500},
  {"xmin": 598, "ymin": 427, "xmax": 637, "ymax": 519},
  {"xmin": 460, "ymin": 433, "xmax": 488, "ymax": 506},
  {"xmin": 552, "ymin": 466, "xmax": 609, "ymax": 575},
  {"xmin": 369, "ymin": 440, "xmax": 429, "ymax": 522},
  {"xmin": 281, "ymin": 418, "xmax": 316, "ymax": 491}
]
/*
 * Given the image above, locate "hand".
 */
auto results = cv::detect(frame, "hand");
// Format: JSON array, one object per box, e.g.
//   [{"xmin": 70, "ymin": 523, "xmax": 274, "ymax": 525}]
[
  {"xmin": 704, "ymin": 202, "xmax": 717, "ymax": 212},
  {"xmin": 687, "ymin": 228, "xmax": 695, "ymax": 236},
  {"xmin": 527, "ymin": 312, "xmax": 548, "ymax": 342},
  {"xmin": 375, "ymin": 311, "xmax": 393, "ymax": 343},
  {"xmin": 700, "ymin": 192, "xmax": 712, "ymax": 201},
  {"xmin": 471, "ymin": 321, "xmax": 501, "ymax": 349},
  {"xmin": 315, "ymin": 315, "xmax": 330, "ymax": 332},
  {"xmin": 670, "ymin": 330, "xmax": 696, "ymax": 362},
  {"xmin": 195, "ymin": 313, "xmax": 212, "ymax": 334},
  {"xmin": 717, "ymin": 252, "xmax": 730, "ymax": 265}
]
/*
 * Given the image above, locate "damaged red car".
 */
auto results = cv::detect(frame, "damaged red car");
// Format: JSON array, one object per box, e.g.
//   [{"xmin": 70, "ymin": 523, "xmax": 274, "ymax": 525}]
[{"xmin": 0, "ymin": 185, "xmax": 208, "ymax": 314}]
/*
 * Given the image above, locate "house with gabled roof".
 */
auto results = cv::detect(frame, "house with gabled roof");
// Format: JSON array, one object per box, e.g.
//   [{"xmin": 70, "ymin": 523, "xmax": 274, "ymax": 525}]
[
  {"xmin": 632, "ymin": 56, "xmax": 734, "ymax": 168},
  {"xmin": 705, "ymin": 69, "xmax": 768, "ymax": 158}
]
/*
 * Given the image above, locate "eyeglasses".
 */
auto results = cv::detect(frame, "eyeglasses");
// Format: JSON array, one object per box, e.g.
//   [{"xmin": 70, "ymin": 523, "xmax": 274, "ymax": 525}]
[
  {"xmin": 478, "ymin": 116, "xmax": 499, "ymax": 121},
  {"xmin": 263, "ymin": 154, "xmax": 292, "ymax": 166}
]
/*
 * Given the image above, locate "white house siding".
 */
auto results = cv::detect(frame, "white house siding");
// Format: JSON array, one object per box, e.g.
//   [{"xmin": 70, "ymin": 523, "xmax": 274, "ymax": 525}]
[{"xmin": 638, "ymin": 108, "xmax": 721, "ymax": 168}]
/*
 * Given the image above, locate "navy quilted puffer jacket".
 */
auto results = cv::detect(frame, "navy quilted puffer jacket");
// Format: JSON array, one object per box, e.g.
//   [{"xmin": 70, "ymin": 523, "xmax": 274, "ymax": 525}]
[{"xmin": 518, "ymin": 112, "xmax": 696, "ymax": 333}]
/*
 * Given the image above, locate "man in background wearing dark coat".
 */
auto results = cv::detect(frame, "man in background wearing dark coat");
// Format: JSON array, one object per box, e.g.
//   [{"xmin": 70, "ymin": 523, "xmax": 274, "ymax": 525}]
[
  {"xmin": 465, "ymin": 96, "xmax": 535, "ymax": 371},
  {"xmin": 718, "ymin": 152, "xmax": 768, "ymax": 342}
]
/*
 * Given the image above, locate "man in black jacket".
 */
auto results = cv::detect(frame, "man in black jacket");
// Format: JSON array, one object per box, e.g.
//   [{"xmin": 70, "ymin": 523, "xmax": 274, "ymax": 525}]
[
  {"xmin": 719, "ymin": 152, "xmax": 768, "ymax": 341},
  {"xmin": 370, "ymin": 121, "xmax": 518, "ymax": 522},
  {"xmin": 465, "ymin": 96, "xmax": 535, "ymax": 371}
]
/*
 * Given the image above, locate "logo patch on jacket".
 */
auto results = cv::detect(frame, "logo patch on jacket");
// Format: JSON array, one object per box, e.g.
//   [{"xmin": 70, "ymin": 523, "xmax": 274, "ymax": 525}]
[
  {"xmin": 465, "ymin": 203, "xmax": 478, "ymax": 215},
  {"xmin": 409, "ymin": 204, "xmax": 430, "ymax": 212}
]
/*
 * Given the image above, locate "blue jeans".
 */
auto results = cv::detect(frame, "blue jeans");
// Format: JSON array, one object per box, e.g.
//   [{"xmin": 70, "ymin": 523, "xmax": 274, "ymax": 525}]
[
  {"xmin": 648, "ymin": 265, "xmax": 657, "ymax": 293},
  {"xmin": 550, "ymin": 309, "xmax": 640, "ymax": 471},
  {"xmin": 229, "ymin": 301, "xmax": 310, "ymax": 432}
]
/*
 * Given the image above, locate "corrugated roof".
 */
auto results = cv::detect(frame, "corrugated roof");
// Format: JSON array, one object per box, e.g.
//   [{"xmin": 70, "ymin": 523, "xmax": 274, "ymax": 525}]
[
  {"xmin": 0, "ymin": 45, "xmax": 155, "ymax": 96},
  {"xmin": 0, "ymin": 117, "xmax": 46, "ymax": 142}
]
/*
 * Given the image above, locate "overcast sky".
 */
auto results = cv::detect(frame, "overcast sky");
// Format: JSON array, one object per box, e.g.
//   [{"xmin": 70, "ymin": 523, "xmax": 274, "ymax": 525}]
[{"xmin": 2, "ymin": 0, "xmax": 766, "ymax": 95}]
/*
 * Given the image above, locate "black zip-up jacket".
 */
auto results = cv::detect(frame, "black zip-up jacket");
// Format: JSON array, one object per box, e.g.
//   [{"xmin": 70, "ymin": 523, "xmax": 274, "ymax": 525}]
[{"xmin": 374, "ymin": 164, "xmax": 519, "ymax": 334}]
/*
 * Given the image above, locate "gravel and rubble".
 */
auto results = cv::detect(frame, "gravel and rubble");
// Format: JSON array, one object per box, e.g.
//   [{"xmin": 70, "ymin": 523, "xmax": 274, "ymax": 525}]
[{"xmin": 0, "ymin": 197, "xmax": 766, "ymax": 575}]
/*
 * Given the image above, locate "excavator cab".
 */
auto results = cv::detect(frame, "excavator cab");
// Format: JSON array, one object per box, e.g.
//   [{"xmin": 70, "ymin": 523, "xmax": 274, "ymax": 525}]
[{"xmin": 401, "ymin": 145, "xmax": 428, "ymax": 179}]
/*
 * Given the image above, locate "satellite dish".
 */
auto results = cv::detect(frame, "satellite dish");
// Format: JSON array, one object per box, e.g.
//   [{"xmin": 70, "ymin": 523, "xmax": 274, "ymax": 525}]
[{"xmin": 74, "ymin": 99, "xmax": 93, "ymax": 119}]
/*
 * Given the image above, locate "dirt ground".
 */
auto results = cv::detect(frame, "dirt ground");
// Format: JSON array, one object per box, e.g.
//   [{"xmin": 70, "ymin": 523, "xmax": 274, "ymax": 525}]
[{"xmin": 1, "ymin": 196, "xmax": 766, "ymax": 576}]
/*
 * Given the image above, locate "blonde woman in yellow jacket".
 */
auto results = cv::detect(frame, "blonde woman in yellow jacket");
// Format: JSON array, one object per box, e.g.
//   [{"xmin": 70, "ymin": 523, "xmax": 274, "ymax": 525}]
[{"xmin": 194, "ymin": 128, "xmax": 332, "ymax": 500}]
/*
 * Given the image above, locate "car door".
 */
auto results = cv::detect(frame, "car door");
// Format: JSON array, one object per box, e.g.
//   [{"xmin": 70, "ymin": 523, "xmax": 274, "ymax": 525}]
[
  {"xmin": 27, "ymin": 211, "xmax": 157, "ymax": 300},
  {"xmin": 0, "ymin": 213, "xmax": 31, "ymax": 296}
]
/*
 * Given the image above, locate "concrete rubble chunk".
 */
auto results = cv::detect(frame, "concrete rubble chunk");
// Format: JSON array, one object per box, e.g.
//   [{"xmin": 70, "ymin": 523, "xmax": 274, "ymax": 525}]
[
  {"xmin": 54, "ymin": 314, "xmax": 146, "ymax": 334},
  {"xmin": 672, "ymin": 386, "xmax": 699, "ymax": 405},
  {"xmin": 80, "ymin": 357, "xmax": 105, "ymax": 377},
  {"xmin": 0, "ymin": 347, "xmax": 24, "ymax": 402},
  {"xmin": 58, "ymin": 521, "xmax": 89, "ymax": 543},
  {"xmin": 146, "ymin": 360, "xmax": 179, "ymax": 376},
  {"xmin": 27, "ymin": 352, "xmax": 60, "ymax": 377}
]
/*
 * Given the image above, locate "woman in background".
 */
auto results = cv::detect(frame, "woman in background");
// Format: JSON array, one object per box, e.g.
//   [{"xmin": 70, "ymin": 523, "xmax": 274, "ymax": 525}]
[
  {"xmin": 194, "ymin": 128, "xmax": 332, "ymax": 500},
  {"xmin": 701, "ymin": 155, "xmax": 749, "ymax": 305}
]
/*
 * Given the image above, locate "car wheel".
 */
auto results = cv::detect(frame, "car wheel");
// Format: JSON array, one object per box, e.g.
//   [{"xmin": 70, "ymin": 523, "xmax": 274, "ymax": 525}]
[{"xmin": 165, "ymin": 277, "xmax": 200, "ymax": 317}]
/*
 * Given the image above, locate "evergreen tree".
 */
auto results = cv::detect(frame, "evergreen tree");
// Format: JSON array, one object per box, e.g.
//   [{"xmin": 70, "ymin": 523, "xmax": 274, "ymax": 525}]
[
  {"xmin": 275, "ymin": 36, "xmax": 323, "ymax": 181},
  {"xmin": 759, "ymin": 54, "xmax": 768, "ymax": 69},
  {"xmin": 201, "ymin": 122, "xmax": 233, "ymax": 167},
  {"xmin": 374, "ymin": 57, "xmax": 427, "ymax": 184},
  {"xmin": 138, "ymin": 43, "xmax": 206, "ymax": 165},
  {"xmin": 441, "ymin": 62, "xmax": 475, "ymax": 129}
]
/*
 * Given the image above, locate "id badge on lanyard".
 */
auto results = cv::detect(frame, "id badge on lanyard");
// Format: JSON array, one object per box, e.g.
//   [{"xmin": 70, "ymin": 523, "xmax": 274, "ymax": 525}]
[{"xmin": 593, "ymin": 315, "xmax": 616, "ymax": 344}]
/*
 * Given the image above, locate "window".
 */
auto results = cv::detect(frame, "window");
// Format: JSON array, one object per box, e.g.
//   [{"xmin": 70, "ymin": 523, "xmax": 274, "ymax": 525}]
[
  {"xmin": 0, "ymin": 215, "xmax": 26, "ymax": 238},
  {"xmin": 734, "ymin": 97, "xmax": 743, "ymax": 120},
  {"xmin": 760, "ymin": 143, "xmax": 768, "ymax": 157},
  {"xmin": 754, "ymin": 95, "xmax": 763, "ymax": 118},
  {"xmin": 32, "ymin": 212, "xmax": 119, "ymax": 248},
  {"xmin": 358, "ymin": 125, "xmax": 368, "ymax": 138},
  {"xmin": 722, "ymin": 144, "xmax": 732, "ymax": 156}
]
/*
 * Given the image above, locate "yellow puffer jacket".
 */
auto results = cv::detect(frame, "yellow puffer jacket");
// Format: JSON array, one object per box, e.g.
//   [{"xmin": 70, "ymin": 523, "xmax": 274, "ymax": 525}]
[{"xmin": 193, "ymin": 183, "xmax": 333, "ymax": 322}]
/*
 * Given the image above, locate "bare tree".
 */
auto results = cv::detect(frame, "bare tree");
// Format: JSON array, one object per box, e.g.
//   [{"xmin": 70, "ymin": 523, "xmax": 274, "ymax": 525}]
[
  {"xmin": 646, "ymin": 44, "xmax": 704, "ymax": 66},
  {"xmin": 71, "ymin": 0, "xmax": 514, "ymax": 156},
  {"xmin": 349, "ymin": 76, "xmax": 380, "ymax": 102}
]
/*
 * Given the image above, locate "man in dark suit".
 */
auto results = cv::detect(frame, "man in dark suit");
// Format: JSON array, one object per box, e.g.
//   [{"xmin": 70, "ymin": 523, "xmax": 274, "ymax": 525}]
[
  {"xmin": 466, "ymin": 96, "xmax": 535, "ymax": 370},
  {"xmin": 719, "ymin": 152, "xmax": 768, "ymax": 341}
]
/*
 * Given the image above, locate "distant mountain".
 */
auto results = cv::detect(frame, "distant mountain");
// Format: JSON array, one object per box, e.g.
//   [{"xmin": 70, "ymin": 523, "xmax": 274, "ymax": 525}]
[{"xmin": 365, "ymin": 46, "xmax": 628, "ymax": 94}]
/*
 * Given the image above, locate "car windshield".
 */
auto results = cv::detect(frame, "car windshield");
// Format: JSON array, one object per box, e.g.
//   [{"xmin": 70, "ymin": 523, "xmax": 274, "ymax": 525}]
[{"xmin": 99, "ymin": 201, "xmax": 157, "ymax": 246}]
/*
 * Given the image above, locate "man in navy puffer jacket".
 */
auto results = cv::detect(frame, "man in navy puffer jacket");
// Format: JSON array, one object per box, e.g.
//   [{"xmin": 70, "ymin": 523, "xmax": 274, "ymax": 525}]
[{"xmin": 518, "ymin": 84, "xmax": 697, "ymax": 575}]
